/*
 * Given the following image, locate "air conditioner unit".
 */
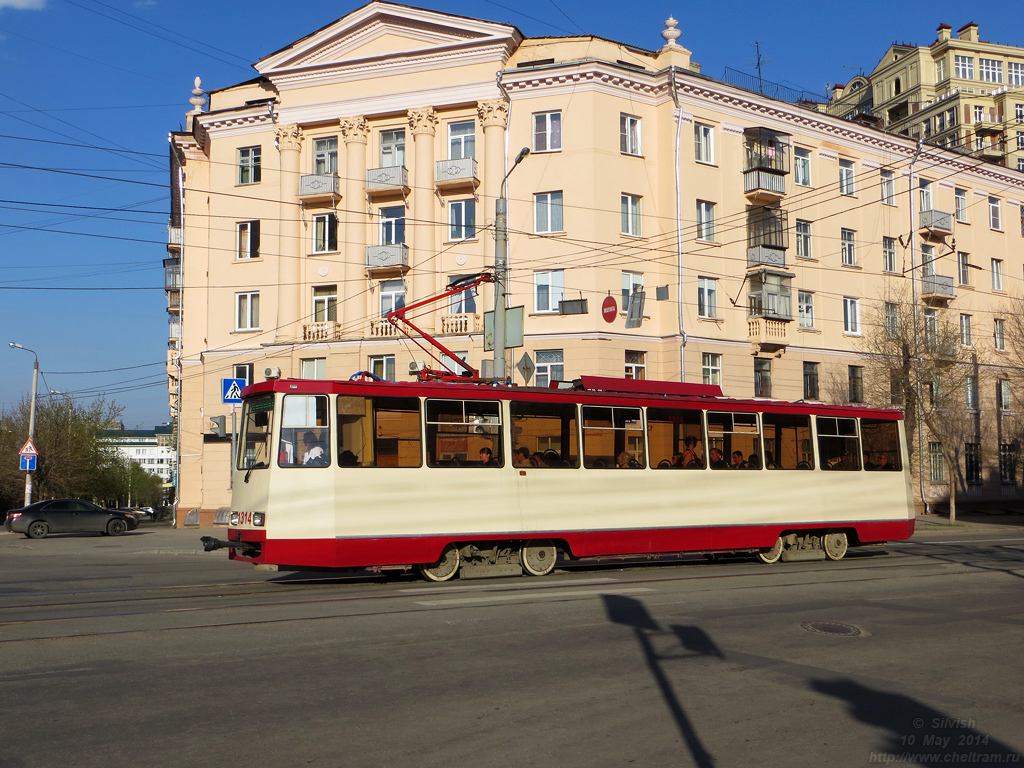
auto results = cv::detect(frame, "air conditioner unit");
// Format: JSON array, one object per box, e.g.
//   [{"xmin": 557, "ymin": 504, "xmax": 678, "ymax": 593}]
[
  {"xmin": 264, "ymin": 366, "xmax": 281, "ymax": 380},
  {"xmin": 408, "ymin": 361, "xmax": 426, "ymax": 374}
]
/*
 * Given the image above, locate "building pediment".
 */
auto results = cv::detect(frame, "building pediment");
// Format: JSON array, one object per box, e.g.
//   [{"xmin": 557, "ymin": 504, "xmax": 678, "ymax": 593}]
[{"xmin": 254, "ymin": 1, "xmax": 521, "ymax": 78}]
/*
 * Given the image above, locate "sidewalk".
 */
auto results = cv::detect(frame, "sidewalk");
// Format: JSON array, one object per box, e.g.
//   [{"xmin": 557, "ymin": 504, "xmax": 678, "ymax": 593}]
[{"xmin": 915, "ymin": 506, "xmax": 1024, "ymax": 534}]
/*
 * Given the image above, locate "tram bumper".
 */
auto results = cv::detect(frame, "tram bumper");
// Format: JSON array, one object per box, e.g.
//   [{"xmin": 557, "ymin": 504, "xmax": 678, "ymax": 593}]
[{"xmin": 201, "ymin": 536, "xmax": 262, "ymax": 558}]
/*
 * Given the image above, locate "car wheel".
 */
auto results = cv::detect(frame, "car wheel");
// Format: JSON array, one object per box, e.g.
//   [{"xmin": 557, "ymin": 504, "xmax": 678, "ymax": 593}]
[
  {"xmin": 27, "ymin": 521, "xmax": 49, "ymax": 539},
  {"xmin": 107, "ymin": 518, "xmax": 127, "ymax": 537}
]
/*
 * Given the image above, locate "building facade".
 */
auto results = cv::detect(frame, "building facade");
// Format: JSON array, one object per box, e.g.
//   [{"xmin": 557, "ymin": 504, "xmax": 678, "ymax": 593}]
[
  {"xmin": 98, "ymin": 425, "xmax": 176, "ymax": 494},
  {"xmin": 167, "ymin": 3, "xmax": 1024, "ymax": 524}
]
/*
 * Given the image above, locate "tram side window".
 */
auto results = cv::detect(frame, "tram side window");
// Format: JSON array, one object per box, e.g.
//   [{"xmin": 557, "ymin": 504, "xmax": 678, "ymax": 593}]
[
  {"xmin": 510, "ymin": 401, "xmax": 579, "ymax": 467},
  {"xmin": 336, "ymin": 396, "xmax": 422, "ymax": 467},
  {"xmin": 238, "ymin": 394, "xmax": 274, "ymax": 470},
  {"xmin": 816, "ymin": 417, "xmax": 861, "ymax": 470},
  {"xmin": 707, "ymin": 412, "xmax": 761, "ymax": 469},
  {"xmin": 647, "ymin": 408, "xmax": 704, "ymax": 468},
  {"xmin": 583, "ymin": 406, "xmax": 645, "ymax": 468},
  {"xmin": 279, "ymin": 395, "xmax": 330, "ymax": 467},
  {"xmin": 761, "ymin": 412, "xmax": 813, "ymax": 469},
  {"xmin": 426, "ymin": 399, "xmax": 503, "ymax": 467},
  {"xmin": 861, "ymin": 418, "xmax": 902, "ymax": 471}
]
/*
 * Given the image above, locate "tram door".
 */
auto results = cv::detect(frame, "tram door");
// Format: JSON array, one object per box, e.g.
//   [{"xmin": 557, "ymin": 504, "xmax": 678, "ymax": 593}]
[{"xmin": 509, "ymin": 401, "xmax": 582, "ymax": 529}]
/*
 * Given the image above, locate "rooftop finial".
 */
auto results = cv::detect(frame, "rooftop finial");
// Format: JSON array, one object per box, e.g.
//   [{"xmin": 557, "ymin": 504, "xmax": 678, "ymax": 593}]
[
  {"xmin": 188, "ymin": 76, "xmax": 207, "ymax": 115},
  {"xmin": 662, "ymin": 16, "xmax": 681, "ymax": 48}
]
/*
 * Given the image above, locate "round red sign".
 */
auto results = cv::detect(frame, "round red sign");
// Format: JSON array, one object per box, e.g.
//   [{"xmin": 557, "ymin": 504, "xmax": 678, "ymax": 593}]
[{"xmin": 601, "ymin": 296, "xmax": 617, "ymax": 323}]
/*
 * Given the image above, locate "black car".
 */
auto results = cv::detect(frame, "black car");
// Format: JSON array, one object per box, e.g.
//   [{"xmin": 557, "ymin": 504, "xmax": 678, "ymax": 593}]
[{"xmin": 3, "ymin": 499, "xmax": 139, "ymax": 539}]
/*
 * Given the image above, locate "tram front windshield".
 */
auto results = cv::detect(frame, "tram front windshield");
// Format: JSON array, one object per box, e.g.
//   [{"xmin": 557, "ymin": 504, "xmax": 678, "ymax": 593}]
[{"xmin": 238, "ymin": 394, "xmax": 275, "ymax": 470}]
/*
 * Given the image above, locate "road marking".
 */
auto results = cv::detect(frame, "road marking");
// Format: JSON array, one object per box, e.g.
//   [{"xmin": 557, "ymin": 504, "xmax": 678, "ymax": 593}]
[
  {"xmin": 399, "ymin": 577, "xmax": 621, "ymax": 595},
  {"xmin": 905, "ymin": 538, "xmax": 1024, "ymax": 545},
  {"xmin": 415, "ymin": 587, "xmax": 653, "ymax": 606}
]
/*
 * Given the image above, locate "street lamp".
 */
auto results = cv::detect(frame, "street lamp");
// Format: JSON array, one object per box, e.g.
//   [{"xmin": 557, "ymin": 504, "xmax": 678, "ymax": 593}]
[
  {"xmin": 493, "ymin": 146, "xmax": 531, "ymax": 380},
  {"xmin": 9, "ymin": 342, "xmax": 39, "ymax": 507}
]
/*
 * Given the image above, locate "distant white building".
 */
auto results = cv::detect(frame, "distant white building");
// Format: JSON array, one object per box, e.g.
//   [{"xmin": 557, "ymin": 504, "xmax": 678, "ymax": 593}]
[{"xmin": 98, "ymin": 424, "xmax": 177, "ymax": 488}]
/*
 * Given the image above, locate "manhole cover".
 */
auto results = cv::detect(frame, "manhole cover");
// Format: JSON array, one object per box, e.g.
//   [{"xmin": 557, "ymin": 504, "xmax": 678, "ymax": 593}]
[{"xmin": 800, "ymin": 621, "xmax": 862, "ymax": 637}]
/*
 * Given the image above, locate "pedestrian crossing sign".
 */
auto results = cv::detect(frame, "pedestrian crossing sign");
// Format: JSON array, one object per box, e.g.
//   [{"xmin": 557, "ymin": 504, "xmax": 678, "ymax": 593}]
[{"xmin": 222, "ymin": 378, "xmax": 245, "ymax": 404}]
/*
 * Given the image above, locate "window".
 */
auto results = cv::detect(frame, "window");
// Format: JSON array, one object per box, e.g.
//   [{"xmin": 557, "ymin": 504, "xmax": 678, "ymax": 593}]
[
  {"xmin": 534, "ymin": 270, "xmax": 564, "ymax": 313},
  {"xmin": 379, "ymin": 279, "xmax": 406, "ymax": 317},
  {"xmin": 965, "ymin": 442, "xmax": 982, "ymax": 485},
  {"xmin": 919, "ymin": 179, "xmax": 933, "ymax": 212},
  {"xmin": 885, "ymin": 302, "xmax": 900, "ymax": 339},
  {"xmin": 955, "ymin": 55, "xmax": 974, "ymax": 79},
  {"xmin": 380, "ymin": 130, "xmax": 405, "ymax": 167},
  {"xmin": 754, "ymin": 358, "xmax": 771, "ymax": 398},
  {"xmin": 447, "ymin": 275, "xmax": 477, "ymax": 315},
  {"xmin": 841, "ymin": 228, "xmax": 857, "ymax": 266},
  {"xmin": 313, "ymin": 285, "xmax": 337, "ymax": 322},
  {"xmin": 880, "ymin": 169, "xmax": 895, "ymax": 205},
  {"xmin": 989, "ymin": 197, "xmax": 1002, "ymax": 230},
  {"xmin": 958, "ymin": 251, "xmax": 971, "ymax": 285},
  {"xmin": 533, "ymin": 111, "xmax": 561, "ymax": 152},
  {"xmin": 924, "ymin": 308, "xmax": 938, "ymax": 350},
  {"xmin": 278, "ymin": 394, "xmax": 330, "ymax": 468},
  {"xmin": 999, "ymin": 379, "xmax": 1012, "ymax": 412},
  {"xmin": 960, "ymin": 314, "xmax": 973, "ymax": 347},
  {"xmin": 862, "ymin": 419, "xmax": 903, "ymax": 471},
  {"xmin": 313, "ymin": 213, "xmax": 338, "ymax": 253},
  {"xmin": 335, "ymin": 395, "xmax": 421, "ymax": 468},
  {"xmin": 839, "ymin": 159, "xmax": 855, "ymax": 196},
  {"xmin": 235, "ymin": 292, "xmax": 259, "ymax": 331},
  {"xmin": 992, "ymin": 259, "xmax": 1004, "ymax": 291},
  {"xmin": 966, "ymin": 376, "xmax": 979, "ymax": 410},
  {"xmin": 843, "ymin": 297, "xmax": 860, "ymax": 334},
  {"xmin": 928, "ymin": 441, "xmax": 945, "ymax": 483},
  {"xmin": 369, "ymin": 355, "xmax": 395, "ymax": 382},
  {"xmin": 1010, "ymin": 63, "xmax": 1024, "ymax": 87},
  {"xmin": 707, "ymin": 411, "xmax": 761, "ymax": 470},
  {"xmin": 624, "ymin": 350, "xmax": 646, "ymax": 380},
  {"xmin": 883, "ymin": 236, "xmax": 897, "ymax": 273},
  {"xmin": 816, "ymin": 415, "xmax": 862, "ymax": 469},
  {"xmin": 583, "ymin": 405, "xmax": 645, "ymax": 469},
  {"xmin": 534, "ymin": 350, "xmax": 564, "ymax": 387},
  {"xmin": 233, "ymin": 363, "xmax": 254, "ymax": 386},
  {"xmin": 448, "ymin": 199, "xmax": 475, "ymax": 241},
  {"xmin": 794, "ymin": 147, "xmax": 811, "ymax": 186},
  {"xmin": 426, "ymin": 399, "xmax": 503, "ymax": 468},
  {"xmin": 621, "ymin": 195, "xmax": 642, "ymax": 236},
  {"xmin": 1019, "ymin": 104, "xmax": 1024, "ymax": 123},
  {"xmin": 510, "ymin": 401, "xmax": 578, "ymax": 468},
  {"xmin": 803, "ymin": 362, "xmax": 819, "ymax": 401},
  {"xmin": 890, "ymin": 371, "xmax": 904, "ymax": 406},
  {"xmin": 300, "ymin": 358, "xmax": 326, "ymax": 379},
  {"xmin": 795, "ymin": 220, "xmax": 812, "ymax": 259},
  {"xmin": 648, "ymin": 408, "xmax": 705, "ymax": 469},
  {"xmin": 620, "ymin": 114, "xmax": 641, "ymax": 155},
  {"xmin": 999, "ymin": 443, "xmax": 1018, "ymax": 485},
  {"xmin": 622, "ymin": 271, "xmax": 643, "ymax": 311},
  {"xmin": 694, "ymin": 122, "xmax": 715, "ymax": 164},
  {"xmin": 922, "ymin": 244, "xmax": 936, "ymax": 277},
  {"xmin": 1017, "ymin": 131, "xmax": 1024, "ymax": 151},
  {"xmin": 995, "ymin": 318, "xmax": 1006, "ymax": 351},
  {"xmin": 702, "ymin": 353, "xmax": 721, "ymax": 386},
  {"xmin": 936, "ymin": 57, "xmax": 947, "ymax": 81},
  {"xmin": 798, "ymin": 291, "xmax": 814, "ymax": 329},
  {"xmin": 955, "ymin": 188, "xmax": 968, "ymax": 223},
  {"xmin": 534, "ymin": 191, "xmax": 564, "ymax": 233},
  {"xmin": 237, "ymin": 220, "xmax": 259, "ymax": 260},
  {"xmin": 238, "ymin": 146, "xmax": 261, "ymax": 185},
  {"xmin": 848, "ymin": 366, "xmax": 864, "ymax": 403},
  {"xmin": 696, "ymin": 200, "xmax": 716, "ymax": 241},
  {"xmin": 698, "ymin": 277, "xmax": 718, "ymax": 318},
  {"xmin": 313, "ymin": 137, "xmax": 338, "ymax": 174},
  {"xmin": 979, "ymin": 58, "xmax": 1002, "ymax": 83},
  {"xmin": 448, "ymin": 121, "xmax": 475, "ymax": 160},
  {"xmin": 380, "ymin": 206, "xmax": 405, "ymax": 245}
]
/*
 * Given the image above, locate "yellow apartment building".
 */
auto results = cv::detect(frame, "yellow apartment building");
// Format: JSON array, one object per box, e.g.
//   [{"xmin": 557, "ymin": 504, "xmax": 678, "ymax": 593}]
[{"xmin": 167, "ymin": 2, "xmax": 1024, "ymax": 524}]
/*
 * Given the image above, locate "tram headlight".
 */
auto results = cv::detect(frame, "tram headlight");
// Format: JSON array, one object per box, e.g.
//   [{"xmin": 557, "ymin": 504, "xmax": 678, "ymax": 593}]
[
  {"xmin": 230, "ymin": 511, "xmax": 240, "ymax": 526},
  {"xmin": 253, "ymin": 512, "xmax": 266, "ymax": 527}
]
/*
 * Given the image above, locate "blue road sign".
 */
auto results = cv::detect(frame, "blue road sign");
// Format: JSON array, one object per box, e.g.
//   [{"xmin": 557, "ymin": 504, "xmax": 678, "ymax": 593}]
[
  {"xmin": 20, "ymin": 454, "xmax": 37, "ymax": 471},
  {"xmin": 222, "ymin": 378, "xmax": 245, "ymax": 404}
]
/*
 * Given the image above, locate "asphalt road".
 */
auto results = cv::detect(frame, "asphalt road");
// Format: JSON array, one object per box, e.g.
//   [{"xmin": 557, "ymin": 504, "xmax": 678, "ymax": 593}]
[{"xmin": 1, "ymin": 518, "xmax": 1022, "ymax": 768}]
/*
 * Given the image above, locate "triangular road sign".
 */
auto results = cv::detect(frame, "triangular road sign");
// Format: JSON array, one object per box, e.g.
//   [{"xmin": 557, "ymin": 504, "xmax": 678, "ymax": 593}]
[{"xmin": 20, "ymin": 439, "xmax": 38, "ymax": 456}]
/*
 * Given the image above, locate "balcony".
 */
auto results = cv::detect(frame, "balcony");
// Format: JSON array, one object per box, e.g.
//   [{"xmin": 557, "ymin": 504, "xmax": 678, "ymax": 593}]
[
  {"xmin": 742, "ymin": 127, "xmax": 790, "ymax": 205},
  {"xmin": 919, "ymin": 209, "xmax": 953, "ymax": 238},
  {"xmin": 973, "ymin": 117, "xmax": 1003, "ymax": 134},
  {"xmin": 976, "ymin": 142, "xmax": 1004, "ymax": 160},
  {"xmin": 747, "ymin": 245, "xmax": 788, "ymax": 269},
  {"xmin": 366, "ymin": 165, "xmax": 409, "ymax": 196},
  {"xmin": 746, "ymin": 207, "xmax": 789, "ymax": 268},
  {"xmin": 369, "ymin": 319, "xmax": 400, "ymax": 338},
  {"xmin": 920, "ymin": 274, "xmax": 955, "ymax": 302},
  {"xmin": 298, "ymin": 173, "xmax": 340, "ymax": 203},
  {"xmin": 303, "ymin": 321, "xmax": 342, "ymax": 342},
  {"xmin": 365, "ymin": 243, "xmax": 409, "ymax": 277},
  {"xmin": 440, "ymin": 313, "xmax": 479, "ymax": 335},
  {"xmin": 166, "ymin": 291, "xmax": 181, "ymax": 314},
  {"xmin": 747, "ymin": 268, "xmax": 794, "ymax": 323},
  {"xmin": 167, "ymin": 225, "xmax": 182, "ymax": 251},
  {"xmin": 747, "ymin": 317, "xmax": 789, "ymax": 355},
  {"xmin": 435, "ymin": 158, "xmax": 479, "ymax": 191},
  {"xmin": 163, "ymin": 258, "xmax": 181, "ymax": 290}
]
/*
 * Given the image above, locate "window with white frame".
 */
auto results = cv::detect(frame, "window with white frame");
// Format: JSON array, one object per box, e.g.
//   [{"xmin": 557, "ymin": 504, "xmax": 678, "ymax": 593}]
[
  {"xmin": 698, "ymin": 277, "xmax": 717, "ymax": 318},
  {"xmin": 936, "ymin": 57, "xmax": 947, "ymax": 81},
  {"xmin": 885, "ymin": 302, "xmax": 900, "ymax": 339},
  {"xmin": 883, "ymin": 236, "xmax": 897, "ymax": 273},
  {"xmin": 238, "ymin": 146, "xmax": 261, "ymax": 185},
  {"xmin": 237, "ymin": 221, "xmax": 259, "ymax": 260},
  {"xmin": 795, "ymin": 220, "xmax": 812, "ymax": 259},
  {"xmin": 233, "ymin": 363, "xmax": 254, "ymax": 386},
  {"xmin": 880, "ymin": 169, "xmax": 895, "ymax": 205},
  {"xmin": 754, "ymin": 358, "xmax": 772, "ymax": 398},
  {"xmin": 447, "ymin": 275, "xmax": 477, "ymax": 315},
  {"xmin": 966, "ymin": 376, "xmax": 979, "ymax": 410},
  {"xmin": 380, "ymin": 206, "xmax": 405, "ymax": 244},
  {"xmin": 621, "ymin": 271, "xmax": 643, "ymax": 311},
  {"xmin": 621, "ymin": 194, "xmax": 642, "ymax": 236},
  {"xmin": 928, "ymin": 442, "xmax": 945, "ymax": 483},
  {"xmin": 798, "ymin": 291, "xmax": 814, "ymax": 329},
  {"xmin": 955, "ymin": 55, "xmax": 974, "ymax": 79},
  {"xmin": 624, "ymin": 350, "xmax": 646, "ymax": 380},
  {"xmin": 313, "ymin": 213, "xmax": 338, "ymax": 253},
  {"xmin": 696, "ymin": 200, "xmax": 716, "ymax": 241},
  {"xmin": 924, "ymin": 308, "xmax": 938, "ymax": 350},
  {"xmin": 955, "ymin": 188, "xmax": 968, "ymax": 223},
  {"xmin": 620, "ymin": 114, "xmax": 641, "ymax": 155},
  {"xmin": 919, "ymin": 179, "xmax": 933, "ymax": 212},
  {"xmin": 843, "ymin": 297, "xmax": 860, "ymax": 334},
  {"xmin": 979, "ymin": 58, "xmax": 1002, "ymax": 83},
  {"xmin": 839, "ymin": 159, "xmax": 855, "ymax": 196},
  {"xmin": 702, "ymin": 353, "xmax": 721, "ymax": 386},
  {"xmin": 1018, "ymin": 104, "xmax": 1024, "ymax": 123},
  {"xmin": 448, "ymin": 121, "xmax": 475, "ymax": 160},
  {"xmin": 377, "ymin": 130, "xmax": 404, "ymax": 168},
  {"xmin": 379, "ymin": 279, "xmax": 406, "ymax": 317},
  {"xmin": 236, "ymin": 292, "xmax": 259, "ymax": 331},
  {"xmin": 1010, "ymin": 63, "xmax": 1024, "ymax": 87},
  {"xmin": 448, "ymin": 199, "xmax": 475, "ymax": 241},
  {"xmin": 794, "ymin": 147, "xmax": 811, "ymax": 186},
  {"xmin": 958, "ymin": 251, "xmax": 972, "ymax": 285},
  {"xmin": 694, "ymin": 122, "xmax": 715, "ymax": 164},
  {"xmin": 922, "ymin": 244, "xmax": 936, "ymax": 277},
  {"xmin": 990, "ymin": 196, "xmax": 1002, "ymax": 230},
  {"xmin": 313, "ymin": 137, "xmax": 338, "ymax": 174},
  {"xmin": 534, "ymin": 191, "xmax": 564, "ymax": 233},
  {"xmin": 534, "ymin": 270, "xmax": 564, "ymax": 313},
  {"xmin": 999, "ymin": 379, "xmax": 1012, "ymax": 412},
  {"xmin": 960, "ymin": 314, "xmax": 973, "ymax": 347},
  {"xmin": 1017, "ymin": 131, "xmax": 1024, "ymax": 151},
  {"xmin": 533, "ymin": 111, "xmax": 562, "ymax": 152},
  {"xmin": 301, "ymin": 358, "xmax": 326, "ymax": 379},
  {"xmin": 974, "ymin": 104, "xmax": 984, "ymax": 124},
  {"xmin": 369, "ymin": 354, "xmax": 395, "ymax": 382},
  {"xmin": 313, "ymin": 285, "xmax": 337, "ymax": 322},
  {"xmin": 534, "ymin": 350, "xmax": 564, "ymax": 387},
  {"xmin": 995, "ymin": 318, "xmax": 1006, "ymax": 351},
  {"xmin": 992, "ymin": 258, "xmax": 1004, "ymax": 291},
  {"xmin": 841, "ymin": 228, "xmax": 856, "ymax": 266}
]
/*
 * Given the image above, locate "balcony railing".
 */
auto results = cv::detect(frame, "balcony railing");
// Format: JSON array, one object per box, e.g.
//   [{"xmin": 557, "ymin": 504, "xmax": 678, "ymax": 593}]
[
  {"xmin": 747, "ymin": 245, "xmax": 787, "ymax": 269},
  {"xmin": 435, "ymin": 158, "xmax": 479, "ymax": 189},
  {"xmin": 743, "ymin": 169, "xmax": 787, "ymax": 200},
  {"xmin": 440, "ymin": 313, "xmax": 479, "ymax": 335},
  {"xmin": 299, "ymin": 173, "xmax": 340, "ymax": 200},
  {"xmin": 369, "ymin": 319, "xmax": 400, "ymax": 338},
  {"xmin": 921, "ymin": 274, "xmax": 955, "ymax": 299},
  {"xmin": 303, "ymin": 321, "xmax": 342, "ymax": 341},
  {"xmin": 920, "ymin": 209, "xmax": 953, "ymax": 236},
  {"xmin": 166, "ymin": 291, "xmax": 181, "ymax": 311},
  {"xmin": 365, "ymin": 243, "xmax": 409, "ymax": 274},
  {"xmin": 167, "ymin": 225, "xmax": 182, "ymax": 249},
  {"xmin": 748, "ymin": 317, "xmax": 789, "ymax": 350},
  {"xmin": 366, "ymin": 165, "xmax": 409, "ymax": 193}
]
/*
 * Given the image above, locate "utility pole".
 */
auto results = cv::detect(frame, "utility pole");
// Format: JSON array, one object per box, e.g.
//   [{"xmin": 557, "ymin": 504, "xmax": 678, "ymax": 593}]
[
  {"xmin": 493, "ymin": 147, "xmax": 530, "ymax": 380},
  {"xmin": 9, "ymin": 342, "xmax": 39, "ymax": 507}
]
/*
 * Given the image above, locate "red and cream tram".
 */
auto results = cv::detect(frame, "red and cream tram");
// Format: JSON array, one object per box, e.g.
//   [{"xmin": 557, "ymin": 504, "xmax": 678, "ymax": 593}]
[{"xmin": 203, "ymin": 375, "xmax": 915, "ymax": 580}]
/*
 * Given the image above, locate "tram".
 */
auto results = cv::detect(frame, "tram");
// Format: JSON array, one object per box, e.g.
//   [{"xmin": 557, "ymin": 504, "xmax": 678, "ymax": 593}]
[{"xmin": 203, "ymin": 374, "xmax": 915, "ymax": 581}]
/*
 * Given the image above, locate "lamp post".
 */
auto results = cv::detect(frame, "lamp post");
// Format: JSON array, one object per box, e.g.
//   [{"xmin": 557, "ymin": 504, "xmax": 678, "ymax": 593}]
[
  {"xmin": 9, "ymin": 342, "xmax": 39, "ymax": 507},
  {"xmin": 493, "ymin": 147, "xmax": 531, "ymax": 380}
]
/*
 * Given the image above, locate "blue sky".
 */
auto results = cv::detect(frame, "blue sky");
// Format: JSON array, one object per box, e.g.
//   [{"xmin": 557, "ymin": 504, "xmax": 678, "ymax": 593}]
[{"xmin": 1, "ymin": 0, "xmax": 1022, "ymax": 427}]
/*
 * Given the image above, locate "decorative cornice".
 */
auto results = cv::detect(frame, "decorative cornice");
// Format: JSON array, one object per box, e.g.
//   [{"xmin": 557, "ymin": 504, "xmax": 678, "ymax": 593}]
[
  {"xmin": 407, "ymin": 107, "xmax": 438, "ymax": 136},
  {"xmin": 276, "ymin": 124, "xmax": 304, "ymax": 152},
  {"xmin": 477, "ymin": 98, "xmax": 509, "ymax": 129},
  {"xmin": 202, "ymin": 112, "xmax": 274, "ymax": 132},
  {"xmin": 340, "ymin": 116, "xmax": 370, "ymax": 143}
]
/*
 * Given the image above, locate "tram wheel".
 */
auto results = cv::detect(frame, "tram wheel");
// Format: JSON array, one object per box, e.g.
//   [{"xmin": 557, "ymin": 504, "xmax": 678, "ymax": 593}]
[
  {"xmin": 418, "ymin": 544, "xmax": 461, "ymax": 582},
  {"xmin": 521, "ymin": 540, "xmax": 557, "ymax": 576},
  {"xmin": 823, "ymin": 532, "xmax": 849, "ymax": 561},
  {"xmin": 756, "ymin": 537, "xmax": 784, "ymax": 565}
]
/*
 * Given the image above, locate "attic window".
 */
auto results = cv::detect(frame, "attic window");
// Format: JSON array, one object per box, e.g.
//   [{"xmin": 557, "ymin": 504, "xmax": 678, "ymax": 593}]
[{"xmin": 517, "ymin": 59, "xmax": 555, "ymax": 68}]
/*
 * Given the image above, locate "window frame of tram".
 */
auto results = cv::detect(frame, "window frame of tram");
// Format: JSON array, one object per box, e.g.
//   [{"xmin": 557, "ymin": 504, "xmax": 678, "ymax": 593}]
[
  {"xmin": 761, "ymin": 412, "xmax": 814, "ymax": 469},
  {"xmin": 706, "ymin": 411, "xmax": 762, "ymax": 469},
  {"xmin": 815, "ymin": 416, "xmax": 862, "ymax": 471},
  {"xmin": 237, "ymin": 394, "xmax": 275, "ymax": 471},
  {"xmin": 647, "ymin": 408, "xmax": 705, "ymax": 469},
  {"xmin": 582, "ymin": 405, "xmax": 645, "ymax": 468},
  {"xmin": 425, "ymin": 399, "xmax": 503, "ymax": 467},
  {"xmin": 510, "ymin": 400, "xmax": 579, "ymax": 468},
  {"xmin": 277, "ymin": 394, "xmax": 331, "ymax": 468},
  {"xmin": 860, "ymin": 418, "xmax": 903, "ymax": 471},
  {"xmin": 335, "ymin": 396, "xmax": 422, "ymax": 468}
]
